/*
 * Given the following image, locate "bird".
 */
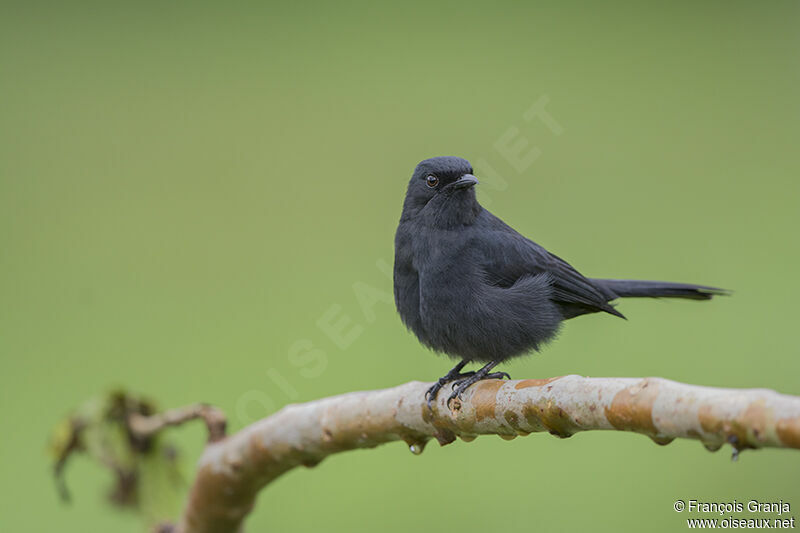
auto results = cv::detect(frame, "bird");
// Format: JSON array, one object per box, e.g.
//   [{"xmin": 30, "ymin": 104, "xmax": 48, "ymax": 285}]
[{"xmin": 393, "ymin": 156, "xmax": 728, "ymax": 409}]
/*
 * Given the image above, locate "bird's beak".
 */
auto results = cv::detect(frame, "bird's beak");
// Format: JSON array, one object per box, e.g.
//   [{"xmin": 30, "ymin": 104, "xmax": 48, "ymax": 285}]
[{"xmin": 452, "ymin": 174, "xmax": 479, "ymax": 190}]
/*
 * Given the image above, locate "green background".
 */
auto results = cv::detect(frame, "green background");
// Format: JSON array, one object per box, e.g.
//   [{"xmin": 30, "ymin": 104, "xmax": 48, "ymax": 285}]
[{"xmin": 2, "ymin": 1, "xmax": 799, "ymax": 531}]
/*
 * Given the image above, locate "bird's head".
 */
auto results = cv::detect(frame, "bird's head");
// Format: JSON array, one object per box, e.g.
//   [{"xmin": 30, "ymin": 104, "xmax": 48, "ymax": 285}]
[{"xmin": 401, "ymin": 156, "xmax": 481, "ymax": 226}]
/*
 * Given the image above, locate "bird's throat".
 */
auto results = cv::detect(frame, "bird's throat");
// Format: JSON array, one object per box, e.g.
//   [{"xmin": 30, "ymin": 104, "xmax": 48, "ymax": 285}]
[{"xmin": 423, "ymin": 190, "xmax": 481, "ymax": 228}]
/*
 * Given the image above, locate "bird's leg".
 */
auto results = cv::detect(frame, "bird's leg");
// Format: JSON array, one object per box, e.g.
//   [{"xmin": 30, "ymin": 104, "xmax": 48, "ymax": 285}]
[
  {"xmin": 425, "ymin": 360, "xmax": 475, "ymax": 410},
  {"xmin": 447, "ymin": 360, "xmax": 510, "ymax": 409}
]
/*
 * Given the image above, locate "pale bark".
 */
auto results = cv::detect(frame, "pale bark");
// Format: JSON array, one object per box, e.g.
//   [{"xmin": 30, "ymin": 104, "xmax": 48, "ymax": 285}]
[{"xmin": 159, "ymin": 375, "xmax": 800, "ymax": 533}]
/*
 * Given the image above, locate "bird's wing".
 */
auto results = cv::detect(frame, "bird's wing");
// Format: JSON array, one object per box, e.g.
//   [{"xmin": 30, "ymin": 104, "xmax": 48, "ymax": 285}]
[
  {"xmin": 476, "ymin": 212, "xmax": 623, "ymax": 318},
  {"xmin": 545, "ymin": 251, "xmax": 624, "ymax": 318}
]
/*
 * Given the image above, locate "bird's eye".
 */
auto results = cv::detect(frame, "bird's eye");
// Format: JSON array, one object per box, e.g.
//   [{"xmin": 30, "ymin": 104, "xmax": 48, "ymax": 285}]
[{"xmin": 426, "ymin": 175, "xmax": 439, "ymax": 188}]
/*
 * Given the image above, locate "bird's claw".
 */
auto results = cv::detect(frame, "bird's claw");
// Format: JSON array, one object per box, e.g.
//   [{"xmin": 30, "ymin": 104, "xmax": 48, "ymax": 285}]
[
  {"xmin": 424, "ymin": 383, "xmax": 441, "ymax": 409},
  {"xmin": 426, "ymin": 370, "xmax": 476, "ymax": 410},
  {"xmin": 446, "ymin": 380, "xmax": 472, "ymax": 409},
  {"xmin": 449, "ymin": 371, "xmax": 509, "ymax": 390},
  {"xmin": 446, "ymin": 396, "xmax": 459, "ymax": 410},
  {"xmin": 445, "ymin": 369, "xmax": 512, "ymax": 410}
]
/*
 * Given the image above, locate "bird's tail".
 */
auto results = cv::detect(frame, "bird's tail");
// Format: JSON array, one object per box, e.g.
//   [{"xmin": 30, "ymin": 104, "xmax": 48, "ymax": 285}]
[{"xmin": 591, "ymin": 279, "xmax": 730, "ymax": 301}]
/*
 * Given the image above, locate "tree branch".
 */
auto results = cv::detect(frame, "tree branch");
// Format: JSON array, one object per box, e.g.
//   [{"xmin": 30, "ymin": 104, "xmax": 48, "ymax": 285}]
[
  {"xmin": 170, "ymin": 375, "xmax": 800, "ymax": 533},
  {"xmin": 128, "ymin": 404, "xmax": 227, "ymax": 444}
]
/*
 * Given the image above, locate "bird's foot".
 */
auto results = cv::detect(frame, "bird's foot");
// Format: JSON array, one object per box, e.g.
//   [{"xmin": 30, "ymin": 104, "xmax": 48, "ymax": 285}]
[
  {"xmin": 446, "ymin": 362, "xmax": 509, "ymax": 410},
  {"xmin": 425, "ymin": 372, "xmax": 475, "ymax": 409},
  {"xmin": 425, "ymin": 361, "xmax": 476, "ymax": 410}
]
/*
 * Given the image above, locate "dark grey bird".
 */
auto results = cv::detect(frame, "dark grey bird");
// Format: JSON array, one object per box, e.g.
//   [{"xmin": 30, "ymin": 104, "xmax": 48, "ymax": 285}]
[{"xmin": 393, "ymin": 156, "xmax": 727, "ymax": 408}]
